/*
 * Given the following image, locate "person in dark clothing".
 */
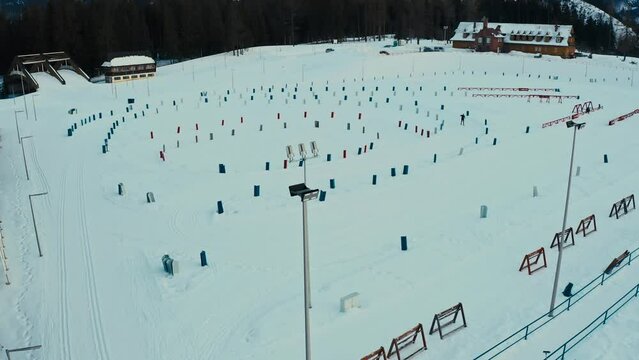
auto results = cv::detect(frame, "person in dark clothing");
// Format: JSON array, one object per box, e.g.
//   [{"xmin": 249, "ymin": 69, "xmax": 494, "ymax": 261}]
[{"xmin": 460, "ymin": 114, "xmax": 465, "ymax": 125}]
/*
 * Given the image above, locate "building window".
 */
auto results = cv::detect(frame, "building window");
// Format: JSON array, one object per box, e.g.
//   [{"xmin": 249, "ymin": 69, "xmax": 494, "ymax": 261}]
[
  {"xmin": 140, "ymin": 74, "xmax": 146, "ymax": 78},
  {"xmin": 486, "ymin": 37, "xmax": 491, "ymax": 44},
  {"xmin": 114, "ymin": 76, "xmax": 121, "ymax": 80},
  {"xmin": 132, "ymin": 75, "xmax": 138, "ymax": 79},
  {"xmin": 123, "ymin": 76, "xmax": 130, "ymax": 80}
]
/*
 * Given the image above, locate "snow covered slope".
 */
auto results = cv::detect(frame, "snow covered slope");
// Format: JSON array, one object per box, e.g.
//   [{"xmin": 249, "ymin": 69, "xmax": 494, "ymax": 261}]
[
  {"xmin": 564, "ymin": 0, "xmax": 637, "ymax": 38},
  {"xmin": 0, "ymin": 41, "xmax": 638, "ymax": 360}
]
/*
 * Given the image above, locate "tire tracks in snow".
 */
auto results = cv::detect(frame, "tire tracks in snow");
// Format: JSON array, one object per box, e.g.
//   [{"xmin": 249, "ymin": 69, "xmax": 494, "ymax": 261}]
[{"xmin": 77, "ymin": 165, "xmax": 111, "ymax": 360}]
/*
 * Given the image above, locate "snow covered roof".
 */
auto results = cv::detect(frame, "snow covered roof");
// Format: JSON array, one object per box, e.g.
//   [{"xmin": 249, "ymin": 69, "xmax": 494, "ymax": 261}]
[
  {"xmin": 451, "ymin": 22, "xmax": 574, "ymax": 47},
  {"xmin": 101, "ymin": 55, "xmax": 155, "ymax": 67}
]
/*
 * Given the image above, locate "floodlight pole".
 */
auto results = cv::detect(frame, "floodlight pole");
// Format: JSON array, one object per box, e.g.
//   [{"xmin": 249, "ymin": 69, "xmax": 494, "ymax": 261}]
[
  {"xmin": 289, "ymin": 183, "xmax": 318, "ymax": 360},
  {"xmin": 549, "ymin": 122, "xmax": 582, "ymax": 316},
  {"xmin": 29, "ymin": 192, "xmax": 48, "ymax": 257},
  {"xmin": 301, "ymin": 194, "xmax": 312, "ymax": 360},
  {"xmin": 20, "ymin": 136, "xmax": 33, "ymax": 180}
]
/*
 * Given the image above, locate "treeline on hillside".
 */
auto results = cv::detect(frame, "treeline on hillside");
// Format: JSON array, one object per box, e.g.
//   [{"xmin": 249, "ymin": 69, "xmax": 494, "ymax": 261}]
[{"xmin": 0, "ymin": 0, "xmax": 633, "ymax": 77}]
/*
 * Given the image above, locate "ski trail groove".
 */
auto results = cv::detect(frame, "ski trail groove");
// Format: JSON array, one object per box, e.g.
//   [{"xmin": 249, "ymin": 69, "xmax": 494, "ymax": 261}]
[
  {"xmin": 78, "ymin": 166, "xmax": 111, "ymax": 360},
  {"xmin": 57, "ymin": 169, "xmax": 71, "ymax": 359}
]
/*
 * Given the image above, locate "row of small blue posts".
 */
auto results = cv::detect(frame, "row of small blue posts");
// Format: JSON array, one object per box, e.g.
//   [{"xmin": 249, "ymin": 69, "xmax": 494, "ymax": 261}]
[{"xmin": 67, "ymin": 112, "xmax": 107, "ymax": 137}]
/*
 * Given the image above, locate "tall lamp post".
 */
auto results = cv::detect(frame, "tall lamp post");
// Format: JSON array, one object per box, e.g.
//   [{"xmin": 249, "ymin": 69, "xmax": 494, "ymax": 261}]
[
  {"xmin": 443, "ymin": 26, "xmax": 449, "ymax": 43},
  {"xmin": 549, "ymin": 120, "xmax": 585, "ymax": 316},
  {"xmin": 289, "ymin": 183, "xmax": 319, "ymax": 360}
]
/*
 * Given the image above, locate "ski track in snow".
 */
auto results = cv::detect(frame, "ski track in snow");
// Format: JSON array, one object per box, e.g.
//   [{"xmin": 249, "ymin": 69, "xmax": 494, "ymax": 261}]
[
  {"xmin": 77, "ymin": 164, "xmax": 111, "ymax": 360},
  {"xmin": 57, "ymin": 168, "xmax": 71, "ymax": 360}
]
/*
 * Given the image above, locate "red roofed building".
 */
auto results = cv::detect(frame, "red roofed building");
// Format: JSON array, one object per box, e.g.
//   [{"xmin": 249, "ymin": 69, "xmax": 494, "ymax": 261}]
[{"xmin": 451, "ymin": 17, "xmax": 576, "ymax": 59}]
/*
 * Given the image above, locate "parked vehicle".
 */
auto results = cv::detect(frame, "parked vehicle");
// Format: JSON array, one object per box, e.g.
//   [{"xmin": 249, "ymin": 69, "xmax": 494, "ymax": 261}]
[{"xmin": 379, "ymin": 50, "xmax": 390, "ymax": 55}]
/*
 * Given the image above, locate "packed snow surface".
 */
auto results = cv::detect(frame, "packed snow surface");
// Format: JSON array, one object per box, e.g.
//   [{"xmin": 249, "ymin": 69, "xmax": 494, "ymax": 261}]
[{"xmin": 1, "ymin": 40, "xmax": 639, "ymax": 360}]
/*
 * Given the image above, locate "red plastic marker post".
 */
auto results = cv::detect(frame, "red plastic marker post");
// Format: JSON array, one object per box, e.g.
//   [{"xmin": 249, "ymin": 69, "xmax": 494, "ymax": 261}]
[
  {"xmin": 177, "ymin": 126, "xmax": 181, "ymax": 134},
  {"xmin": 343, "ymin": 150, "xmax": 347, "ymax": 159},
  {"xmin": 150, "ymin": 131, "xmax": 154, "ymax": 139},
  {"xmin": 415, "ymin": 125, "xmax": 418, "ymax": 133},
  {"xmin": 364, "ymin": 145, "xmax": 367, "ymax": 153},
  {"xmin": 398, "ymin": 120, "xmax": 402, "ymax": 127},
  {"xmin": 160, "ymin": 151, "xmax": 165, "ymax": 161},
  {"xmin": 421, "ymin": 129, "xmax": 424, "ymax": 136},
  {"xmin": 241, "ymin": 117, "xmax": 244, "ymax": 124},
  {"xmin": 195, "ymin": 135, "xmax": 198, "ymax": 143},
  {"xmin": 304, "ymin": 111, "xmax": 307, "ymax": 118},
  {"xmin": 427, "ymin": 130, "xmax": 430, "ymax": 138},
  {"xmin": 221, "ymin": 119, "xmax": 225, "ymax": 126},
  {"xmin": 331, "ymin": 111, "xmax": 335, "ymax": 118},
  {"xmin": 277, "ymin": 113, "xmax": 280, "ymax": 120},
  {"xmin": 358, "ymin": 113, "xmax": 362, "ymax": 120},
  {"xmin": 284, "ymin": 159, "xmax": 288, "ymax": 169},
  {"xmin": 196, "ymin": 123, "xmax": 199, "ymax": 130}
]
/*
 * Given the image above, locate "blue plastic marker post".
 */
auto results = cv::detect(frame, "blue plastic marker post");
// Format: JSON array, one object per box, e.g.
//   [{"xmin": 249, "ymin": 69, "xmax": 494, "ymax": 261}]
[
  {"xmin": 200, "ymin": 251, "xmax": 208, "ymax": 266},
  {"xmin": 329, "ymin": 179, "xmax": 336, "ymax": 189},
  {"xmin": 327, "ymin": 154, "xmax": 332, "ymax": 162},
  {"xmin": 254, "ymin": 185, "xmax": 260, "ymax": 197},
  {"xmin": 475, "ymin": 137, "xmax": 478, "ymax": 144},
  {"xmin": 391, "ymin": 168, "xmax": 396, "ymax": 177},
  {"xmin": 370, "ymin": 142, "xmax": 374, "ymax": 150},
  {"xmin": 403, "ymin": 165, "xmax": 409, "ymax": 175},
  {"xmin": 485, "ymin": 128, "xmax": 489, "ymax": 135},
  {"xmin": 433, "ymin": 154, "xmax": 437, "ymax": 163},
  {"xmin": 493, "ymin": 138, "xmax": 497, "ymax": 146},
  {"xmin": 102, "ymin": 145, "xmax": 107, "ymax": 154},
  {"xmin": 358, "ymin": 148, "xmax": 362, "ymax": 155},
  {"xmin": 372, "ymin": 175, "xmax": 377, "ymax": 185},
  {"xmin": 265, "ymin": 162, "xmax": 270, "ymax": 171},
  {"xmin": 319, "ymin": 191, "xmax": 326, "ymax": 202},
  {"xmin": 217, "ymin": 201, "xmax": 224, "ymax": 214},
  {"xmin": 68, "ymin": 129, "xmax": 73, "ymax": 137},
  {"xmin": 219, "ymin": 164, "xmax": 226, "ymax": 173},
  {"xmin": 604, "ymin": 154, "xmax": 608, "ymax": 163},
  {"xmin": 401, "ymin": 236, "xmax": 408, "ymax": 251},
  {"xmin": 526, "ymin": 126, "xmax": 530, "ymax": 134},
  {"xmin": 441, "ymin": 105, "xmax": 444, "ymax": 110}
]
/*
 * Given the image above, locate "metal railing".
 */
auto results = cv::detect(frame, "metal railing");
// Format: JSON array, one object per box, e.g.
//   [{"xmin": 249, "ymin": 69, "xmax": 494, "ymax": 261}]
[
  {"xmin": 544, "ymin": 282, "xmax": 639, "ymax": 359},
  {"xmin": 474, "ymin": 246, "xmax": 639, "ymax": 359}
]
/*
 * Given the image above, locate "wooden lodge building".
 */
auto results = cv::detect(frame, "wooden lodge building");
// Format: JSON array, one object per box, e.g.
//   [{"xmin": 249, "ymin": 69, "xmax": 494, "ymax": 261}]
[
  {"xmin": 102, "ymin": 55, "xmax": 156, "ymax": 83},
  {"xmin": 451, "ymin": 18, "xmax": 576, "ymax": 59}
]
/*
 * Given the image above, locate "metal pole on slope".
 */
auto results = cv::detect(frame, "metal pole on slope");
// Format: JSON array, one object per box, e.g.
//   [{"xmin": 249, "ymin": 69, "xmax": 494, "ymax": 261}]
[
  {"xmin": 28, "ymin": 192, "xmax": 48, "ymax": 257},
  {"xmin": 20, "ymin": 75, "xmax": 29, "ymax": 119},
  {"xmin": 31, "ymin": 94, "xmax": 39, "ymax": 121},
  {"xmin": 20, "ymin": 136, "xmax": 33, "ymax": 180},
  {"xmin": 15, "ymin": 110, "xmax": 24, "ymax": 144},
  {"xmin": 549, "ymin": 121, "xmax": 584, "ymax": 316}
]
